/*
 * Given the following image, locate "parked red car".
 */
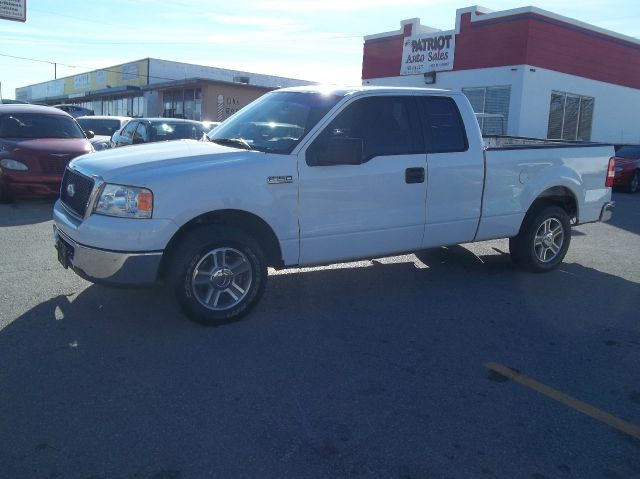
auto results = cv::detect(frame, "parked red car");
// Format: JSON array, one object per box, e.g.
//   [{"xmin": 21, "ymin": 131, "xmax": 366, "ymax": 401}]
[
  {"xmin": 613, "ymin": 144, "xmax": 640, "ymax": 193},
  {"xmin": 0, "ymin": 104, "xmax": 93, "ymax": 202}
]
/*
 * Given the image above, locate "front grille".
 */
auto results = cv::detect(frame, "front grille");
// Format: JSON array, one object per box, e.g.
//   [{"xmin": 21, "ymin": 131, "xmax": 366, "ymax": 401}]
[
  {"xmin": 60, "ymin": 168, "xmax": 95, "ymax": 218},
  {"xmin": 40, "ymin": 157, "xmax": 69, "ymax": 174}
]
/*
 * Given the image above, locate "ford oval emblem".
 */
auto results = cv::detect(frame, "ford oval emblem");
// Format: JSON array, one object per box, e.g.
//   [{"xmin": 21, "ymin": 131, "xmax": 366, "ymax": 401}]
[{"xmin": 67, "ymin": 183, "xmax": 75, "ymax": 197}]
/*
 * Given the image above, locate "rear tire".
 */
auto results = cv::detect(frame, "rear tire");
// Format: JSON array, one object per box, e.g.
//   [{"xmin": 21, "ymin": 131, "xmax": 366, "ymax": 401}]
[
  {"xmin": 169, "ymin": 225, "xmax": 267, "ymax": 326},
  {"xmin": 509, "ymin": 203, "xmax": 571, "ymax": 273}
]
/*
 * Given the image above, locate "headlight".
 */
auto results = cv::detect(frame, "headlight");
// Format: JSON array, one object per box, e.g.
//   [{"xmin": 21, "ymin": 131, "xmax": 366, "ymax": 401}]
[
  {"xmin": 94, "ymin": 184, "xmax": 153, "ymax": 218},
  {"xmin": 0, "ymin": 159, "xmax": 28, "ymax": 171}
]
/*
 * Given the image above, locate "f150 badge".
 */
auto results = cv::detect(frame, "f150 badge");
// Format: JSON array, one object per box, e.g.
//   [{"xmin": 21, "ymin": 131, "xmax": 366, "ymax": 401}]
[{"xmin": 267, "ymin": 176, "xmax": 293, "ymax": 184}]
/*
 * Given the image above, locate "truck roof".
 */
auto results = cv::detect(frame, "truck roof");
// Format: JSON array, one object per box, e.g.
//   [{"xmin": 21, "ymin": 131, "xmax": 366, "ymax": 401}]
[{"xmin": 275, "ymin": 85, "xmax": 454, "ymax": 97}]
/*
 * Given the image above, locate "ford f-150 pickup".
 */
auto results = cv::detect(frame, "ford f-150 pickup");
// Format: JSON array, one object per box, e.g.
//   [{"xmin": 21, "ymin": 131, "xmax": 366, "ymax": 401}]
[{"xmin": 52, "ymin": 86, "xmax": 615, "ymax": 325}]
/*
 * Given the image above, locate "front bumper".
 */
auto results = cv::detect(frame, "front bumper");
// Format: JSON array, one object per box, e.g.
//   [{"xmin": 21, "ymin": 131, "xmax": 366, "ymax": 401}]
[
  {"xmin": 599, "ymin": 201, "xmax": 615, "ymax": 222},
  {"xmin": 53, "ymin": 224, "xmax": 162, "ymax": 287},
  {"xmin": 0, "ymin": 171, "xmax": 62, "ymax": 198}
]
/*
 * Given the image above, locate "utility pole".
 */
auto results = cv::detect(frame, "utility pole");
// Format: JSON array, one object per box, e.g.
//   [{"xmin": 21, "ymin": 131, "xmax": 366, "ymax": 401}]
[{"xmin": 54, "ymin": 62, "xmax": 57, "ymax": 79}]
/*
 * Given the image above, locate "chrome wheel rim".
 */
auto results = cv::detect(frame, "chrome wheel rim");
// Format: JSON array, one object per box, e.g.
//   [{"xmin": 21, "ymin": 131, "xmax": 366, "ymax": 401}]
[
  {"xmin": 191, "ymin": 247, "xmax": 252, "ymax": 311},
  {"xmin": 533, "ymin": 218, "xmax": 564, "ymax": 263}
]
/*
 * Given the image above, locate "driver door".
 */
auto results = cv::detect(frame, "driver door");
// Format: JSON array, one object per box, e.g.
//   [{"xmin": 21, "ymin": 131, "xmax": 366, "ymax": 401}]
[{"xmin": 297, "ymin": 95, "xmax": 427, "ymax": 265}]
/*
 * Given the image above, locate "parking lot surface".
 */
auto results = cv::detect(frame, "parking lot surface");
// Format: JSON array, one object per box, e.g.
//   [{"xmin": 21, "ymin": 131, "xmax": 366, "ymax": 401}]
[{"xmin": 0, "ymin": 194, "xmax": 639, "ymax": 479}]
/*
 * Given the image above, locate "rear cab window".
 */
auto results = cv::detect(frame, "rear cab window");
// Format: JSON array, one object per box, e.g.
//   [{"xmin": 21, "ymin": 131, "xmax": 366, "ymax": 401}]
[{"xmin": 418, "ymin": 96, "xmax": 469, "ymax": 153}]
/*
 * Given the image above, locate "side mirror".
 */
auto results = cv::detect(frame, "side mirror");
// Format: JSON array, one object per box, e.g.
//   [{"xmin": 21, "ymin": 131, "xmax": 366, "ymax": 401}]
[
  {"xmin": 308, "ymin": 137, "xmax": 363, "ymax": 166},
  {"xmin": 85, "ymin": 130, "xmax": 95, "ymax": 139}
]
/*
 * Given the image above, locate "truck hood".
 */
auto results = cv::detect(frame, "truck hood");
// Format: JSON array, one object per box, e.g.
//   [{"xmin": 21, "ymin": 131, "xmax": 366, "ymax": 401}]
[{"xmin": 69, "ymin": 140, "xmax": 254, "ymax": 180}]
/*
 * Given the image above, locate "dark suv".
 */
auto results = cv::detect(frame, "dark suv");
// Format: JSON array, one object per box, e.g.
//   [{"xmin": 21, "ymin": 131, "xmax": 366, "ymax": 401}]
[
  {"xmin": 0, "ymin": 105, "xmax": 92, "ymax": 202},
  {"xmin": 53, "ymin": 104, "xmax": 95, "ymax": 118}
]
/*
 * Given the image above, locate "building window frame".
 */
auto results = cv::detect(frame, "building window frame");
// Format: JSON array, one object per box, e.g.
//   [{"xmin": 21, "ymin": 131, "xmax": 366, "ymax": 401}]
[
  {"xmin": 547, "ymin": 90, "xmax": 595, "ymax": 141},
  {"xmin": 462, "ymin": 85, "xmax": 511, "ymax": 136}
]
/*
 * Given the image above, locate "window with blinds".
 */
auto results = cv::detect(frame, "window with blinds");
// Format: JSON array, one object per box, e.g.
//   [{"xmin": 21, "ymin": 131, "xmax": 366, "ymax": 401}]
[
  {"xmin": 547, "ymin": 91, "xmax": 594, "ymax": 141},
  {"xmin": 462, "ymin": 86, "xmax": 511, "ymax": 135}
]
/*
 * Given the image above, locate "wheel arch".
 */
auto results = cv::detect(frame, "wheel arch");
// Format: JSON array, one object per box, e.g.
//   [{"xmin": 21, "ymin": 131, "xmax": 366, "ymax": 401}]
[
  {"xmin": 158, "ymin": 209, "xmax": 283, "ymax": 280},
  {"xmin": 534, "ymin": 185, "xmax": 578, "ymax": 220},
  {"xmin": 520, "ymin": 185, "xmax": 579, "ymax": 234}
]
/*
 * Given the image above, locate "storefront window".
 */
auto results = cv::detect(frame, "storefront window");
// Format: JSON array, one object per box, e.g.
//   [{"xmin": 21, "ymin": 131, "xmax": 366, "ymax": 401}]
[
  {"xmin": 163, "ymin": 91, "xmax": 174, "ymax": 117},
  {"xmin": 195, "ymin": 89, "xmax": 202, "ymax": 121},
  {"xmin": 184, "ymin": 89, "xmax": 194, "ymax": 120},
  {"xmin": 132, "ymin": 96, "xmax": 144, "ymax": 117},
  {"xmin": 163, "ymin": 88, "xmax": 202, "ymax": 120}
]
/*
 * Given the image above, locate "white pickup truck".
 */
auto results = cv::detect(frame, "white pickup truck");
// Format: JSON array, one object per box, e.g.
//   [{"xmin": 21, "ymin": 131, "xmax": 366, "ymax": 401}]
[{"xmin": 53, "ymin": 86, "xmax": 615, "ymax": 325}]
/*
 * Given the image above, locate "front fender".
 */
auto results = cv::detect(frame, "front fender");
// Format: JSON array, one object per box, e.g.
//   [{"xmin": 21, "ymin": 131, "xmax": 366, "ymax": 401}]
[{"xmin": 140, "ymin": 152, "xmax": 300, "ymax": 265}]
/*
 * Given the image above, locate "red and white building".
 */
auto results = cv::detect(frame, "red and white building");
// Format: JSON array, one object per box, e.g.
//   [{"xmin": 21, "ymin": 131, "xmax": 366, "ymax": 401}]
[{"xmin": 362, "ymin": 6, "xmax": 640, "ymax": 143}]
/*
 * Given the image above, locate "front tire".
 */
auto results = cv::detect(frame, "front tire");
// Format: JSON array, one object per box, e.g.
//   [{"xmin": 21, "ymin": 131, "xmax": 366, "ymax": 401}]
[
  {"xmin": 0, "ymin": 183, "xmax": 13, "ymax": 204},
  {"xmin": 629, "ymin": 170, "xmax": 640, "ymax": 194},
  {"xmin": 170, "ymin": 225, "xmax": 267, "ymax": 326},
  {"xmin": 509, "ymin": 203, "xmax": 571, "ymax": 273}
]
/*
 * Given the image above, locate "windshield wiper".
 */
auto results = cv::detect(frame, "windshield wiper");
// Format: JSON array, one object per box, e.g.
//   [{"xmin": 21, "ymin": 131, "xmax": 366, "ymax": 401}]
[{"xmin": 210, "ymin": 137, "xmax": 253, "ymax": 151}]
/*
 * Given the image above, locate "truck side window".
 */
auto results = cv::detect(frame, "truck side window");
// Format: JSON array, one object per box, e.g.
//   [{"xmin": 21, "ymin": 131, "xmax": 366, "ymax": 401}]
[
  {"xmin": 420, "ymin": 97, "xmax": 468, "ymax": 153},
  {"xmin": 307, "ymin": 96, "xmax": 417, "ymax": 166}
]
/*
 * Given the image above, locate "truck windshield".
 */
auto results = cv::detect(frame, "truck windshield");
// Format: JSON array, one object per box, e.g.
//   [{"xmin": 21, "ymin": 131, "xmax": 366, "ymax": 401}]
[{"xmin": 207, "ymin": 91, "xmax": 342, "ymax": 154}]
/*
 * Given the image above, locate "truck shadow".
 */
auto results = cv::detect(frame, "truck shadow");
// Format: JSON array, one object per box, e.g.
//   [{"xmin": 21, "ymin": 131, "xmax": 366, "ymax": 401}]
[
  {"xmin": 608, "ymin": 193, "xmax": 640, "ymax": 236},
  {"xmin": 1, "ymin": 249, "xmax": 638, "ymax": 478},
  {"xmin": 0, "ymin": 199, "xmax": 56, "ymax": 227}
]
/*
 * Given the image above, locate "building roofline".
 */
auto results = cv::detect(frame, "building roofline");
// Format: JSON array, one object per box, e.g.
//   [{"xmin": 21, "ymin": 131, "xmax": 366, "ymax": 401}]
[
  {"xmin": 470, "ymin": 6, "xmax": 640, "ymax": 45},
  {"xmin": 145, "ymin": 58, "xmax": 313, "ymax": 86},
  {"xmin": 364, "ymin": 5, "xmax": 639, "ymax": 47},
  {"xmin": 140, "ymin": 77, "xmax": 279, "ymax": 91}
]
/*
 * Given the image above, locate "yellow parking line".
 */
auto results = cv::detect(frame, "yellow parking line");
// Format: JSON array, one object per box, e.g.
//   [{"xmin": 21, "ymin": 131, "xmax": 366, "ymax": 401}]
[{"xmin": 484, "ymin": 362, "xmax": 640, "ymax": 439}]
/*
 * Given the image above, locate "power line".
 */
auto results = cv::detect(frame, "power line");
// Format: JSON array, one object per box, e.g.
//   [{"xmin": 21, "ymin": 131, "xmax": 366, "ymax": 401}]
[{"xmin": 0, "ymin": 52, "xmax": 76, "ymax": 69}]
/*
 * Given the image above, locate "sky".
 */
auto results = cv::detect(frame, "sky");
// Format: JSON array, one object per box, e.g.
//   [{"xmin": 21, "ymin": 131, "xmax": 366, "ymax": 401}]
[{"xmin": 1, "ymin": 0, "xmax": 639, "ymax": 100}]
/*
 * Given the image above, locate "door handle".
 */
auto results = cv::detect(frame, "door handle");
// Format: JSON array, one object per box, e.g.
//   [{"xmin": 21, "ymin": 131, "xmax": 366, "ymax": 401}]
[{"xmin": 405, "ymin": 167, "xmax": 425, "ymax": 184}]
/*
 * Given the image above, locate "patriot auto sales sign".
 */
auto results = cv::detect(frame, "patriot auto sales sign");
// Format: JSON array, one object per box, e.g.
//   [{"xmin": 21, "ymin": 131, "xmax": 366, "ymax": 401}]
[{"xmin": 401, "ymin": 32, "xmax": 455, "ymax": 75}]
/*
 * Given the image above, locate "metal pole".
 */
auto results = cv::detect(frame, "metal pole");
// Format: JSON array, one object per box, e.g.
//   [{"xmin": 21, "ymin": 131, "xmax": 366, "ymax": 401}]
[{"xmin": 54, "ymin": 63, "xmax": 57, "ymax": 79}]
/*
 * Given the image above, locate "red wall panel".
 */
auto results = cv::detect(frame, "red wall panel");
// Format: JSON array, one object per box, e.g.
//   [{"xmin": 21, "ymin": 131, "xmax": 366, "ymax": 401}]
[
  {"xmin": 524, "ymin": 14, "xmax": 640, "ymax": 89},
  {"xmin": 361, "ymin": 35, "xmax": 404, "ymax": 80},
  {"xmin": 362, "ymin": 11, "xmax": 640, "ymax": 89},
  {"xmin": 453, "ymin": 13, "xmax": 529, "ymax": 70}
]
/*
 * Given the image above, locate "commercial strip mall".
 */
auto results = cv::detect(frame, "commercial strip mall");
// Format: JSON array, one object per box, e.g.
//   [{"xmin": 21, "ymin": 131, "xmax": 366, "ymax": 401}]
[
  {"xmin": 15, "ymin": 58, "xmax": 313, "ymax": 121},
  {"xmin": 362, "ymin": 5, "xmax": 640, "ymax": 143},
  {"xmin": 15, "ymin": 5, "xmax": 640, "ymax": 144}
]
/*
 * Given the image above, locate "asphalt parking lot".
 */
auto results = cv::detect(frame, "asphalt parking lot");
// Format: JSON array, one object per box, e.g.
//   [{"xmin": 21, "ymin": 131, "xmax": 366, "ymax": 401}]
[{"xmin": 0, "ymin": 194, "xmax": 638, "ymax": 479}]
